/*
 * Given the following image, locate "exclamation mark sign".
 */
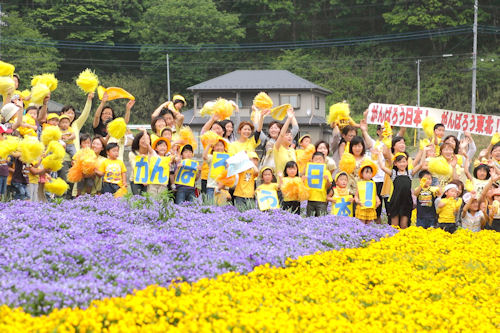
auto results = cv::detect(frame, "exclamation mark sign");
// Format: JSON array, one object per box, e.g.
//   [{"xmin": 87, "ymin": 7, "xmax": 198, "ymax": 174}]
[{"xmin": 364, "ymin": 181, "xmax": 374, "ymax": 208}]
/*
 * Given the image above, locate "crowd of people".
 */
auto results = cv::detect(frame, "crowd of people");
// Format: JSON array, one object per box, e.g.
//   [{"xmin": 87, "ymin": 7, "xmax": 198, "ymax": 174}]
[{"xmin": 0, "ymin": 70, "xmax": 499, "ymax": 234}]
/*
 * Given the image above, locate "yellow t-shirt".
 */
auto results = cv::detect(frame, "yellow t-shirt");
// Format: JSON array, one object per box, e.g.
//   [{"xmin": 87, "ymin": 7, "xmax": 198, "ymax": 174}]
[
  {"xmin": 61, "ymin": 127, "xmax": 75, "ymax": 144},
  {"xmin": 28, "ymin": 164, "xmax": 40, "ymax": 184},
  {"xmin": 234, "ymin": 168, "xmax": 257, "ymax": 198},
  {"xmin": 256, "ymin": 182, "xmax": 279, "ymax": 193},
  {"xmin": 273, "ymin": 145, "xmax": 296, "ymax": 176},
  {"xmin": 228, "ymin": 136, "xmax": 260, "ymax": 156},
  {"xmin": 99, "ymin": 158, "xmax": 127, "ymax": 185},
  {"xmin": 436, "ymin": 198, "xmax": 462, "ymax": 223},
  {"xmin": 308, "ymin": 166, "xmax": 332, "ymax": 203}
]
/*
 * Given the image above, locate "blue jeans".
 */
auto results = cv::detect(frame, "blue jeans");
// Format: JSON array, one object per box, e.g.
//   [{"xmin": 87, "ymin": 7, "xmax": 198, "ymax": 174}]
[
  {"xmin": 175, "ymin": 187, "xmax": 196, "ymax": 204},
  {"xmin": 12, "ymin": 182, "xmax": 28, "ymax": 200},
  {"xmin": 417, "ymin": 217, "xmax": 436, "ymax": 229},
  {"xmin": 0, "ymin": 176, "xmax": 7, "ymax": 195}
]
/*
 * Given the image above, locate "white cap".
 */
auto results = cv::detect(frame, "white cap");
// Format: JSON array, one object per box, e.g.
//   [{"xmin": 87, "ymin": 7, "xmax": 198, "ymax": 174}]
[
  {"xmin": 1, "ymin": 103, "xmax": 19, "ymax": 123},
  {"xmin": 443, "ymin": 184, "xmax": 458, "ymax": 194}
]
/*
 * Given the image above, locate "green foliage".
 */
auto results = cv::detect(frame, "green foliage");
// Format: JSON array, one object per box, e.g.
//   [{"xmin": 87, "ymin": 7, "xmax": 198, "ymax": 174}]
[
  {"xmin": 1, "ymin": 0, "xmax": 496, "ymax": 124},
  {"xmin": 135, "ymin": 0, "xmax": 245, "ymax": 92},
  {"xmin": 1, "ymin": 12, "xmax": 61, "ymax": 86}
]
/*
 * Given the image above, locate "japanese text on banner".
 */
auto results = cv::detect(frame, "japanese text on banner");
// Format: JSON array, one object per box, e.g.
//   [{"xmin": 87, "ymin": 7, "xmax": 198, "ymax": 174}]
[{"xmin": 366, "ymin": 103, "xmax": 499, "ymax": 136}]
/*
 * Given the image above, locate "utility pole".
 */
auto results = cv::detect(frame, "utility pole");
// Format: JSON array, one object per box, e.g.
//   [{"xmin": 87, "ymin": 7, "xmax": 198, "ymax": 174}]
[
  {"xmin": 471, "ymin": 0, "xmax": 478, "ymax": 114},
  {"xmin": 166, "ymin": 54, "xmax": 171, "ymax": 101},
  {"xmin": 417, "ymin": 59, "xmax": 421, "ymax": 107}
]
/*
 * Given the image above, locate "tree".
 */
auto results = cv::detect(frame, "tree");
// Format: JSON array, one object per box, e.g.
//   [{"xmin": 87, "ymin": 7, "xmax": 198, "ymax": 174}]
[
  {"xmin": 0, "ymin": 12, "xmax": 61, "ymax": 89},
  {"xmin": 134, "ymin": 0, "xmax": 245, "ymax": 95}
]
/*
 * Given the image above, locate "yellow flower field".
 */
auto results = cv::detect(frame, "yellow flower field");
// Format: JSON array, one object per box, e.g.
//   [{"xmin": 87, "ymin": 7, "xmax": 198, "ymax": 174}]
[{"xmin": 1, "ymin": 227, "xmax": 498, "ymax": 332}]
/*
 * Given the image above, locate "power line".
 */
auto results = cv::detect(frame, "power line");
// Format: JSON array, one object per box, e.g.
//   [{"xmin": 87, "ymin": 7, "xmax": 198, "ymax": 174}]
[{"xmin": 2, "ymin": 25, "xmax": 497, "ymax": 52}]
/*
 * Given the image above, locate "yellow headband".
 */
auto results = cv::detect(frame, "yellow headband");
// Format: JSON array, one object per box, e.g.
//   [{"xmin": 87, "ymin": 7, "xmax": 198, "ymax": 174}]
[{"xmin": 392, "ymin": 152, "xmax": 407, "ymax": 162}]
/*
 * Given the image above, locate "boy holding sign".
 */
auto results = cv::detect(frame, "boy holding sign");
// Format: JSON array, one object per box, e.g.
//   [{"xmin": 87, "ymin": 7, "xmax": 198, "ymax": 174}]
[
  {"xmin": 305, "ymin": 152, "xmax": 333, "ymax": 217},
  {"xmin": 174, "ymin": 144, "xmax": 200, "ymax": 204},
  {"xmin": 354, "ymin": 159, "xmax": 380, "ymax": 224}
]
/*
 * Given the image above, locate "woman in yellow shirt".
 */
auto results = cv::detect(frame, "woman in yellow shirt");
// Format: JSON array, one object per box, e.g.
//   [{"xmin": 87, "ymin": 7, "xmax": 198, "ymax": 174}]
[
  {"xmin": 228, "ymin": 110, "xmax": 267, "ymax": 156},
  {"xmin": 273, "ymin": 106, "xmax": 296, "ymax": 176}
]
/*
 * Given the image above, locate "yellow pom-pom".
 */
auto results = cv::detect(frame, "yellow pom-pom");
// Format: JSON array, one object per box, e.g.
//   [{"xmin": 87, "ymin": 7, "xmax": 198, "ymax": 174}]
[
  {"xmin": 0, "ymin": 135, "xmax": 20, "ymax": 159},
  {"xmin": 31, "ymin": 73, "xmax": 58, "ymax": 91},
  {"xmin": 97, "ymin": 86, "xmax": 135, "ymax": 101},
  {"xmin": 31, "ymin": 83, "xmax": 50, "ymax": 106},
  {"xmin": 76, "ymin": 69, "xmax": 99, "ymax": 93},
  {"xmin": 216, "ymin": 169, "xmax": 236, "ymax": 188},
  {"xmin": 281, "ymin": 177, "xmax": 310, "ymax": 201},
  {"xmin": 382, "ymin": 121, "xmax": 392, "ymax": 137},
  {"xmin": 253, "ymin": 92, "xmax": 273, "ymax": 110},
  {"xmin": 213, "ymin": 98, "xmax": 233, "ymax": 120},
  {"xmin": 0, "ymin": 76, "xmax": 15, "ymax": 98},
  {"xmin": 44, "ymin": 177, "xmax": 69, "ymax": 196},
  {"xmin": 107, "ymin": 117, "xmax": 127, "ymax": 139},
  {"xmin": 42, "ymin": 141, "xmax": 65, "ymax": 171},
  {"xmin": 428, "ymin": 156, "xmax": 452, "ymax": 177},
  {"xmin": 178, "ymin": 126, "xmax": 197, "ymax": 150},
  {"xmin": 79, "ymin": 149, "xmax": 97, "ymax": 176},
  {"xmin": 491, "ymin": 133, "xmax": 500, "ymax": 146},
  {"xmin": 114, "ymin": 186, "xmax": 128, "ymax": 198},
  {"xmin": 419, "ymin": 138, "xmax": 431, "ymax": 150},
  {"xmin": 19, "ymin": 136, "xmax": 44, "ymax": 164},
  {"xmin": 41, "ymin": 125, "xmax": 62, "ymax": 146},
  {"xmin": 339, "ymin": 152, "xmax": 356, "ymax": 174},
  {"xmin": 327, "ymin": 102, "xmax": 350, "ymax": 125},
  {"xmin": 421, "ymin": 116, "xmax": 436, "ymax": 139},
  {"xmin": 19, "ymin": 90, "xmax": 31, "ymax": 108},
  {"xmin": 18, "ymin": 114, "xmax": 37, "ymax": 137},
  {"xmin": 200, "ymin": 101, "xmax": 216, "ymax": 117},
  {"xmin": 296, "ymin": 144, "xmax": 316, "ymax": 174},
  {"xmin": 200, "ymin": 130, "xmax": 221, "ymax": 148},
  {"xmin": 0, "ymin": 61, "xmax": 15, "ymax": 76}
]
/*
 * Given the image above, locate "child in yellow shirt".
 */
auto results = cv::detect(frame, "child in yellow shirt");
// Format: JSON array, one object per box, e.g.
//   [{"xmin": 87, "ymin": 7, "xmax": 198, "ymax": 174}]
[
  {"xmin": 256, "ymin": 167, "xmax": 280, "ymax": 211},
  {"xmin": 233, "ymin": 151, "xmax": 259, "ymax": 209},
  {"xmin": 95, "ymin": 142, "xmax": 127, "ymax": 195},
  {"xmin": 59, "ymin": 115, "xmax": 76, "ymax": 158},
  {"xmin": 436, "ymin": 183, "xmax": 462, "ymax": 233},
  {"xmin": 305, "ymin": 152, "xmax": 332, "ymax": 217}
]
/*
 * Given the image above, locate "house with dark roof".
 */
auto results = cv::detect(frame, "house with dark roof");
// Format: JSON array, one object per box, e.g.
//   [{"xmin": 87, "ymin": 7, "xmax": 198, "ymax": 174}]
[{"xmin": 183, "ymin": 70, "xmax": 332, "ymax": 154}]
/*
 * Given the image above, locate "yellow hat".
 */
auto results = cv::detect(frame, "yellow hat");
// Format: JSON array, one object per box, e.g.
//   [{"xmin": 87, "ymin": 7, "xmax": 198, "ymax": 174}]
[
  {"xmin": 152, "ymin": 137, "xmax": 171, "ymax": 152},
  {"xmin": 298, "ymin": 134, "xmax": 311, "ymax": 144},
  {"xmin": 260, "ymin": 166, "xmax": 274, "ymax": 176},
  {"xmin": 334, "ymin": 171, "xmax": 348, "ymax": 183},
  {"xmin": 59, "ymin": 114, "xmax": 71, "ymax": 122},
  {"xmin": 247, "ymin": 151, "xmax": 259, "ymax": 160},
  {"xmin": 172, "ymin": 94, "xmax": 186, "ymax": 106},
  {"xmin": 47, "ymin": 113, "xmax": 59, "ymax": 121},
  {"xmin": 358, "ymin": 159, "xmax": 378, "ymax": 178}
]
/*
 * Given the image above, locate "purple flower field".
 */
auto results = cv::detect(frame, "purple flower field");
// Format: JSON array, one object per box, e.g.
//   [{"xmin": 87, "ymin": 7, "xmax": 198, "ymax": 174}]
[{"xmin": 0, "ymin": 195, "xmax": 396, "ymax": 315}]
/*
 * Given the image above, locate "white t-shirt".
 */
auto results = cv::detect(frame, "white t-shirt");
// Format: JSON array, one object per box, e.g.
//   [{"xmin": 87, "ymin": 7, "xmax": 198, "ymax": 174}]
[
  {"xmin": 368, "ymin": 140, "xmax": 386, "ymax": 183},
  {"xmin": 462, "ymin": 211, "xmax": 483, "ymax": 232}
]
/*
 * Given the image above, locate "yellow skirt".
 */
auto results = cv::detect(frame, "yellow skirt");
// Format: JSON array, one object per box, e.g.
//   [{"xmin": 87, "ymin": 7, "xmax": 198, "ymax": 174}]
[{"xmin": 355, "ymin": 206, "xmax": 377, "ymax": 220}]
